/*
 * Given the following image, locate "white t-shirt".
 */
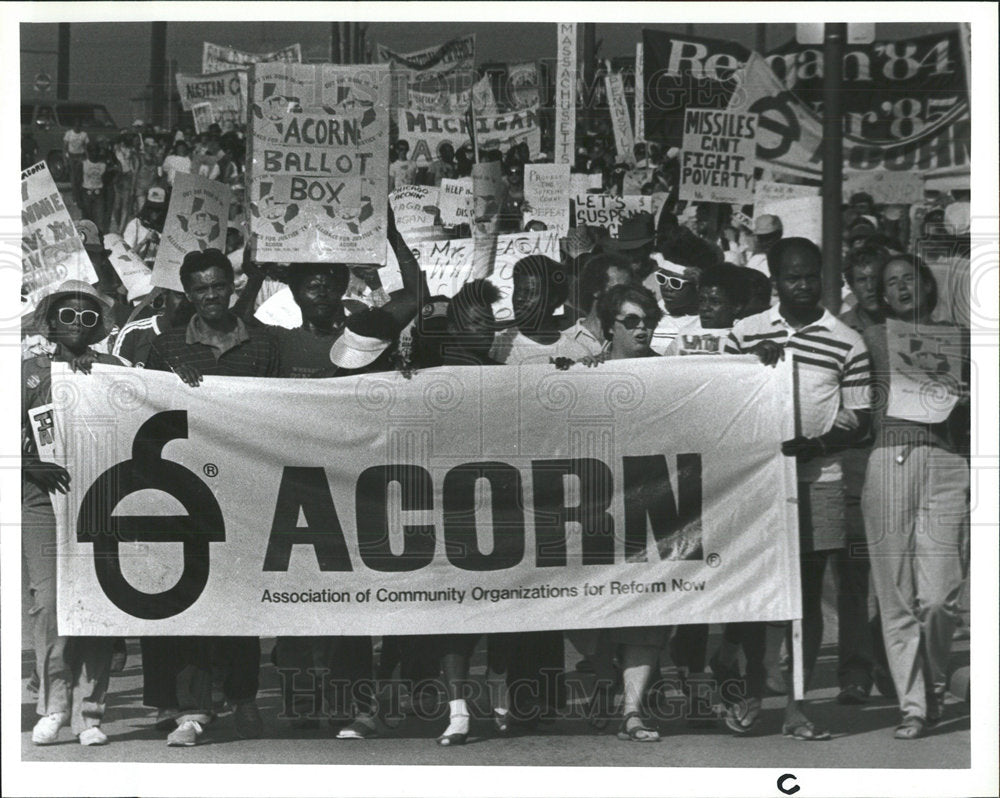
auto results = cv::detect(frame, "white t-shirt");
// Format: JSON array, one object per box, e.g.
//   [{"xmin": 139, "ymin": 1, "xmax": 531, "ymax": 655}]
[
  {"xmin": 63, "ymin": 129, "xmax": 89, "ymax": 155},
  {"xmin": 663, "ymin": 323, "xmax": 731, "ymax": 356},
  {"xmin": 162, "ymin": 154, "xmax": 192, "ymax": 185},
  {"xmin": 650, "ymin": 313, "xmax": 700, "ymax": 355},
  {"xmin": 490, "ymin": 328, "xmax": 569, "ymax": 366}
]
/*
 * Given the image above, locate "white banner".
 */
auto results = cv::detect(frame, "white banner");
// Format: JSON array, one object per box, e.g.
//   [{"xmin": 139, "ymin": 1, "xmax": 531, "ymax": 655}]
[
  {"xmin": 55, "ymin": 359, "xmax": 800, "ymax": 635},
  {"xmin": 605, "ymin": 64, "xmax": 636, "ymax": 165},
  {"xmin": 21, "ymin": 161, "xmax": 98, "ymax": 314},
  {"xmin": 398, "ymin": 105, "xmax": 541, "ymax": 165},
  {"xmin": 377, "ymin": 34, "xmax": 476, "ymax": 113},
  {"xmin": 202, "ymin": 41, "xmax": 301, "ymax": 74},
  {"xmin": 554, "ymin": 23, "xmax": 577, "ymax": 166}
]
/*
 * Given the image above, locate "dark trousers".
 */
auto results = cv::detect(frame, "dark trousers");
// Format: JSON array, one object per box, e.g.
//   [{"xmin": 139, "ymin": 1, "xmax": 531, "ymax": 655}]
[
  {"xmin": 141, "ymin": 636, "xmax": 260, "ymax": 715},
  {"xmin": 670, "ymin": 624, "xmax": 709, "ymax": 673}
]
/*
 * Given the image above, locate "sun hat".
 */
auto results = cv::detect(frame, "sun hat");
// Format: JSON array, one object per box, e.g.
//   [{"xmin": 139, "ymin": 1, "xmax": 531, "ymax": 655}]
[
  {"xmin": 33, "ymin": 280, "xmax": 115, "ymax": 341},
  {"xmin": 329, "ymin": 309, "xmax": 395, "ymax": 369}
]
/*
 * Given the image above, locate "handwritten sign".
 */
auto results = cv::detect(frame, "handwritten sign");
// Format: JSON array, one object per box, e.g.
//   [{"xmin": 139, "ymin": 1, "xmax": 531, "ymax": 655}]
[
  {"xmin": 153, "ymin": 172, "xmax": 232, "ymax": 292},
  {"xmin": 21, "ymin": 161, "xmax": 97, "ymax": 314},
  {"xmin": 398, "ymin": 105, "xmax": 541, "ymax": 165},
  {"xmin": 844, "ymin": 170, "xmax": 923, "ymax": 205},
  {"xmin": 389, "ymin": 184, "xmax": 441, "ymax": 243},
  {"xmin": 605, "ymin": 65, "xmax": 636, "ymax": 165},
  {"xmin": 176, "ymin": 70, "xmax": 248, "ymax": 126},
  {"xmin": 248, "ymin": 63, "xmax": 390, "ymax": 264},
  {"xmin": 679, "ymin": 109, "xmax": 758, "ymax": 204},
  {"xmin": 524, "ymin": 163, "xmax": 571, "ymax": 235},
  {"xmin": 439, "ymin": 177, "xmax": 474, "ymax": 226},
  {"xmin": 754, "ymin": 180, "xmax": 820, "ymax": 204},
  {"xmin": 573, "ymin": 193, "xmax": 659, "ymax": 235},
  {"xmin": 203, "ymin": 41, "xmax": 301, "ymax": 74}
]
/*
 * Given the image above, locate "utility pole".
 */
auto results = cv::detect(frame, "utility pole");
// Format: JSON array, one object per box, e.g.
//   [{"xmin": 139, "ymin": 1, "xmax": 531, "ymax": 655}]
[
  {"xmin": 339, "ymin": 22, "xmax": 350, "ymax": 65},
  {"xmin": 330, "ymin": 22, "xmax": 340, "ymax": 63},
  {"xmin": 150, "ymin": 22, "xmax": 167, "ymax": 128},
  {"xmin": 821, "ymin": 23, "xmax": 845, "ymax": 313},
  {"xmin": 56, "ymin": 23, "xmax": 70, "ymax": 100},
  {"xmin": 755, "ymin": 23, "xmax": 767, "ymax": 54}
]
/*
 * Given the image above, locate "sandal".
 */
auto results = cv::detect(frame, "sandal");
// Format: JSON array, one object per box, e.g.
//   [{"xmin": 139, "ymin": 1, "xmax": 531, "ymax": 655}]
[
  {"xmin": 437, "ymin": 715, "xmax": 469, "ymax": 747},
  {"xmin": 616, "ymin": 711, "xmax": 660, "ymax": 742},
  {"xmin": 782, "ymin": 719, "xmax": 832, "ymax": 741},
  {"xmin": 724, "ymin": 697, "xmax": 761, "ymax": 736},
  {"xmin": 894, "ymin": 715, "xmax": 926, "ymax": 740}
]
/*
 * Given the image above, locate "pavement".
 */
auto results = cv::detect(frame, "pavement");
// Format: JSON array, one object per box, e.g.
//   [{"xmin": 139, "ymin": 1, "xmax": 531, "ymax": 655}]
[{"xmin": 20, "ymin": 632, "xmax": 970, "ymax": 768}]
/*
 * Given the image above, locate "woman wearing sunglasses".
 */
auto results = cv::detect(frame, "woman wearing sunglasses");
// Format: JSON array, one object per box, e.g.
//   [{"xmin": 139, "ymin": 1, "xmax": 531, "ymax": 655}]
[
  {"xmin": 567, "ymin": 284, "xmax": 665, "ymax": 742},
  {"xmin": 23, "ymin": 281, "xmax": 125, "ymax": 746}
]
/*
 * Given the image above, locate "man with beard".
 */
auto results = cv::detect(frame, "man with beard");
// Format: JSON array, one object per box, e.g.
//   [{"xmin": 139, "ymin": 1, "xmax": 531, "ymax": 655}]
[{"xmin": 720, "ymin": 237, "xmax": 872, "ymax": 740}]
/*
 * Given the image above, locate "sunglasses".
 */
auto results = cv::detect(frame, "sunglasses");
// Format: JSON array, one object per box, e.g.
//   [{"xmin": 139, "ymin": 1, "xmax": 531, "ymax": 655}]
[
  {"xmin": 57, "ymin": 307, "xmax": 100, "ymax": 328},
  {"xmin": 615, "ymin": 314, "xmax": 656, "ymax": 331},
  {"xmin": 654, "ymin": 271, "xmax": 690, "ymax": 290}
]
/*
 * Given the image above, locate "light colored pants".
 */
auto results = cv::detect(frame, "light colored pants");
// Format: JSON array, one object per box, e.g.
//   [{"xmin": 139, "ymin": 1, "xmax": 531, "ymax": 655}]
[
  {"xmin": 862, "ymin": 442, "xmax": 969, "ymax": 719},
  {"xmin": 23, "ymin": 502, "xmax": 113, "ymax": 734}
]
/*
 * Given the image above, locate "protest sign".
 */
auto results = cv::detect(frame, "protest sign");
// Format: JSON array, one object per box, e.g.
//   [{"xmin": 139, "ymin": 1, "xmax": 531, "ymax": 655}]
[
  {"xmin": 55, "ymin": 358, "xmax": 800, "ymax": 636},
  {"xmin": 508, "ymin": 61, "xmax": 540, "ymax": 109},
  {"xmin": 176, "ymin": 70, "xmax": 248, "ymax": 122},
  {"xmin": 389, "ymin": 184, "xmax": 440, "ymax": 243},
  {"xmin": 103, "ymin": 233, "xmax": 153, "ymax": 302},
  {"xmin": 524, "ymin": 163, "xmax": 571, "ymax": 235},
  {"xmin": 755, "ymin": 195, "xmax": 822, "ymax": 245},
  {"xmin": 884, "ymin": 318, "xmax": 966, "ymax": 423},
  {"xmin": 574, "ymin": 193, "xmax": 659, "ymax": 235},
  {"xmin": 605, "ymin": 64, "xmax": 637, "ymax": 165},
  {"xmin": 754, "ymin": 180, "xmax": 819, "ymax": 204},
  {"xmin": 377, "ymin": 34, "xmax": 476, "ymax": 113},
  {"xmin": 844, "ymin": 170, "xmax": 923, "ymax": 205},
  {"xmin": 730, "ymin": 52, "xmax": 969, "ymax": 180},
  {"xmin": 634, "ymin": 42, "xmax": 645, "ymax": 142},
  {"xmin": 438, "ymin": 177, "xmax": 474, "ymax": 226},
  {"xmin": 248, "ymin": 63, "xmax": 390, "ymax": 264},
  {"xmin": 21, "ymin": 161, "xmax": 98, "ymax": 314},
  {"xmin": 554, "ymin": 23, "xmax": 577, "ymax": 165},
  {"xmin": 203, "ymin": 41, "xmax": 301, "ymax": 74},
  {"xmin": 679, "ymin": 109, "xmax": 758, "ymax": 204},
  {"xmin": 413, "ymin": 236, "xmax": 475, "ymax": 298},
  {"xmin": 153, "ymin": 172, "xmax": 232, "ymax": 291},
  {"xmin": 398, "ymin": 105, "xmax": 541, "ymax": 165},
  {"xmin": 489, "ymin": 230, "xmax": 561, "ymax": 320},
  {"xmin": 254, "ymin": 285, "xmax": 302, "ymax": 329},
  {"xmin": 642, "ymin": 29, "xmax": 749, "ymax": 148},
  {"xmin": 471, "ymin": 161, "xmax": 507, "ymax": 278},
  {"xmin": 191, "ymin": 102, "xmax": 215, "ymax": 135}
]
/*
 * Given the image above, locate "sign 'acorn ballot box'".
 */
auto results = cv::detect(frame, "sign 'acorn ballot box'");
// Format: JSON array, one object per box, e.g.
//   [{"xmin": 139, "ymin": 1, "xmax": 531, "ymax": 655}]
[{"xmin": 247, "ymin": 62, "xmax": 391, "ymax": 265}]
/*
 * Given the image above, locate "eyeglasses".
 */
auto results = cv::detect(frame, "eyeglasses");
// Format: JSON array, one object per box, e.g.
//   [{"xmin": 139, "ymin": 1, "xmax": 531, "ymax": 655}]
[
  {"xmin": 57, "ymin": 307, "xmax": 100, "ymax": 328},
  {"xmin": 654, "ymin": 271, "xmax": 690, "ymax": 290},
  {"xmin": 615, "ymin": 314, "xmax": 656, "ymax": 331}
]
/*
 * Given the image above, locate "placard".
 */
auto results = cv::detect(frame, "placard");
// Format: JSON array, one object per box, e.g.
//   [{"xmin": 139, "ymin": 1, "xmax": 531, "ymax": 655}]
[
  {"xmin": 754, "ymin": 180, "xmax": 820, "ymax": 204},
  {"xmin": 203, "ymin": 41, "xmax": 301, "ymax": 74},
  {"xmin": 248, "ymin": 63, "xmax": 390, "ymax": 264},
  {"xmin": 21, "ymin": 161, "xmax": 98, "ymax": 314},
  {"xmin": 605, "ymin": 64, "xmax": 636, "ymax": 165},
  {"xmin": 153, "ymin": 172, "xmax": 232, "ymax": 292},
  {"xmin": 508, "ymin": 61, "xmax": 540, "ymax": 110},
  {"xmin": 389, "ymin": 184, "xmax": 440, "ymax": 243},
  {"xmin": 524, "ymin": 163, "xmax": 571, "ymax": 235},
  {"xmin": 176, "ymin": 70, "xmax": 248, "ymax": 119},
  {"xmin": 885, "ymin": 318, "xmax": 966, "ymax": 423},
  {"xmin": 398, "ymin": 105, "xmax": 541, "ymax": 165},
  {"xmin": 573, "ymin": 193, "xmax": 659, "ymax": 235},
  {"xmin": 438, "ymin": 177, "xmax": 474, "ymax": 226},
  {"xmin": 844, "ymin": 170, "xmax": 924, "ymax": 205},
  {"xmin": 103, "ymin": 233, "xmax": 154, "ymax": 302},
  {"xmin": 554, "ymin": 23, "xmax": 577, "ymax": 165},
  {"xmin": 377, "ymin": 34, "xmax": 476, "ymax": 113},
  {"xmin": 679, "ymin": 108, "xmax": 758, "ymax": 204},
  {"xmin": 191, "ymin": 102, "xmax": 215, "ymax": 135}
]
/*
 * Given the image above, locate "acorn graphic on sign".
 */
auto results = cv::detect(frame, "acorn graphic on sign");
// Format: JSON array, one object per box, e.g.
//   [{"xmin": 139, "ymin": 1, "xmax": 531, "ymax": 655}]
[
  {"xmin": 252, "ymin": 181, "xmax": 298, "ymax": 234},
  {"xmin": 177, "ymin": 197, "xmax": 220, "ymax": 251}
]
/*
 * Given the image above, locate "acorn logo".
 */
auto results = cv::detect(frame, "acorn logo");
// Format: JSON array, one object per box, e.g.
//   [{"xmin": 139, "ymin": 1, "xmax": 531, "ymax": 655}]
[{"xmin": 76, "ymin": 410, "xmax": 225, "ymax": 619}]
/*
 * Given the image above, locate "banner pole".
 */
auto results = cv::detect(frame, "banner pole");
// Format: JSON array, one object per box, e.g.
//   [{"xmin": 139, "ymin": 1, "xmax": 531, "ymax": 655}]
[{"xmin": 791, "ymin": 619, "xmax": 805, "ymax": 700}]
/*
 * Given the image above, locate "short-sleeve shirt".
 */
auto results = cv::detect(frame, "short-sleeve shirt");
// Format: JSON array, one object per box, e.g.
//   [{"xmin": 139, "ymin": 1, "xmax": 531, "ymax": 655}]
[
  {"xmin": 556, "ymin": 320, "xmax": 607, "ymax": 360},
  {"xmin": 271, "ymin": 326, "xmax": 345, "ymax": 379},
  {"xmin": 650, "ymin": 313, "xmax": 700, "ymax": 355},
  {"xmin": 663, "ymin": 324, "xmax": 730, "ymax": 356},
  {"xmin": 725, "ymin": 306, "xmax": 872, "ymax": 483},
  {"xmin": 146, "ymin": 316, "xmax": 280, "ymax": 377},
  {"xmin": 63, "ymin": 129, "xmax": 89, "ymax": 155},
  {"xmin": 490, "ymin": 328, "xmax": 566, "ymax": 365}
]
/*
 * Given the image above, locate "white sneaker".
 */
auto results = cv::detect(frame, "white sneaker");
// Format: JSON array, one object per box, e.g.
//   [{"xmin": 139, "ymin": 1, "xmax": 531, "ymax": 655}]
[
  {"xmin": 79, "ymin": 727, "xmax": 108, "ymax": 746},
  {"xmin": 32, "ymin": 712, "xmax": 68, "ymax": 745},
  {"xmin": 166, "ymin": 719, "xmax": 204, "ymax": 747}
]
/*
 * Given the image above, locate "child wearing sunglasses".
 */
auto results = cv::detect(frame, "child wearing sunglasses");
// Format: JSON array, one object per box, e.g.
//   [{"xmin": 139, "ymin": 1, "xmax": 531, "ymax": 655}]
[
  {"xmin": 23, "ymin": 281, "xmax": 125, "ymax": 747},
  {"xmin": 649, "ymin": 256, "xmax": 702, "ymax": 355}
]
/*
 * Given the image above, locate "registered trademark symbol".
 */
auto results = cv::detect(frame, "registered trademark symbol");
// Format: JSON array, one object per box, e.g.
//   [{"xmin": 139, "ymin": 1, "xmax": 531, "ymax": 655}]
[
  {"xmin": 203, "ymin": 463, "xmax": 218, "ymax": 477},
  {"xmin": 706, "ymin": 553, "xmax": 721, "ymax": 568}
]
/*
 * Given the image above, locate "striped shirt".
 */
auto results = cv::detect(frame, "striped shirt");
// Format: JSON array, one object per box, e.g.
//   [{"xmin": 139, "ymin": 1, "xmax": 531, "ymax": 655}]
[
  {"xmin": 146, "ymin": 316, "xmax": 280, "ymax": 378},
  {"xmin": 726, "ymin": 306, "xmax": 871, "ymax": 483},
  {"xmin": 112, "ymin": 314, "xmax": 163, "ymax": 367}
]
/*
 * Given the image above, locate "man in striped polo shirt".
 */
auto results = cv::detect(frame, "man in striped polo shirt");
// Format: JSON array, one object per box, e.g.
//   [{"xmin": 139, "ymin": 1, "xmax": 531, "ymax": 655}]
[{"xmin": 722, "ymin": 237, "xmax": 872, "ymax": 740}]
